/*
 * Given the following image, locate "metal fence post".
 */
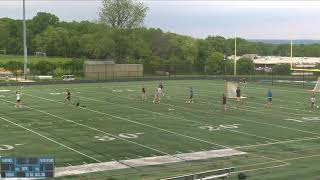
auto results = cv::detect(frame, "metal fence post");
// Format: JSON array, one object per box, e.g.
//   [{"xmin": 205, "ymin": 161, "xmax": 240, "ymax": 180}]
[
  {"xmin": 303, "ymin": 71, "xmax": 305, "ymax": 89},
  {"xmin": 271, "ymin": 68, "xmax": 274, "ymax": 86}
]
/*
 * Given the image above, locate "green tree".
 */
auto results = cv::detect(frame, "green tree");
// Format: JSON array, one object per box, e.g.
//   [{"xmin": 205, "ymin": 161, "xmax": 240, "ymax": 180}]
[
  {"xmin": 59, "ymin": 60, "xmax": 84, "ymax": 75},
  {"xmin": 99, "ymin": 0, "xmax": 148, "ymax": 29},
  {"xmin": 30, "ymin": 12, "xmax": 59, "ymax": 34},
  {"xmin": 33, "ymin": 61, "xmax": 56, "ymax": 75},
  {"xmin": 0, "ymin": 20, "xmax": 10, "ymax": 50},
  {"xmin": 206, "ymin": 52, "xmax": 224, "ymax": 75},
  {"xmin": 271, "ymin": 64, "xmax": 291, "ymax": 75},
  {"xmin": 237, "ymin": 58, "xmax": 254, "ymax": 75},
  {"xmin": 99, "ymin": 0, "xmax": 148, "ymax": 63},
  {"xmin": 4, "ymin": 61, "xmax": 23, "ymax": 75},
  {"xmin": 33, "ymin": 26, "xmax": 70, "ymax": 57}
]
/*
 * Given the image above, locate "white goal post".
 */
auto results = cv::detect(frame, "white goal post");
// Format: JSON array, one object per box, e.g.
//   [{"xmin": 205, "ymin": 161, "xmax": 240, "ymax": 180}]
[
  {"xmin": 226, "ymin": 81, "xmax": 238, "ymax": 98},
  {"xmin": 311, "ymin": 77, "xmax": 320, "ymax": 92},
  {"xmin": 226, "ymin": 81, "xmax": 247, "ymax": 99}
]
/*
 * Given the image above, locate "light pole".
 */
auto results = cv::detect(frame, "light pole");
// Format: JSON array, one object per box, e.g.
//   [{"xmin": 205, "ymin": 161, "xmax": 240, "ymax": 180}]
[
  {"xmin": 23, "ymin": 0, "xmax": 28, "ymax": 79},
  {"xmin": 224, "ymin": 55, "xmax": 226, "ymax": 78},
  {"xmin": 234, "ymin": 33, "xmax": 237, "ymax": 76}
]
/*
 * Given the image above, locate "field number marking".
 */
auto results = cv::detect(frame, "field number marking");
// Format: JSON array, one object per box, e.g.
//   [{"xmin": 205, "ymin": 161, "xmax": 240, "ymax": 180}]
[
  {"xmin": 95, "ymin": 133, "xmax": 144, "ymax": 142},
  {"xmin": 0, "ymin": 145, "xmax": 14, "ymax": 151},
  {"xmin": 200, "ymin": 124, "xmax": 241, "ymax": 132},
  {"xmin": 285, "ymin": 117, "xmax": 320, "ymax": 123}
]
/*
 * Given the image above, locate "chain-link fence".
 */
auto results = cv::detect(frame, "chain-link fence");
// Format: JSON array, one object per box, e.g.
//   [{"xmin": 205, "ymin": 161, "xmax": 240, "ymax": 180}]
[{"xmin": 0, "ymin": 64, "xmax": 319, "ymax": 90}]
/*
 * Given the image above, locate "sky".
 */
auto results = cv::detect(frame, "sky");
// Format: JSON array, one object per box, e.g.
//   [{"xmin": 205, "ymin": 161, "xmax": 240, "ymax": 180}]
[{"xmin": 0, "ymin": 1, "xmax": 320, "ymax": 39}]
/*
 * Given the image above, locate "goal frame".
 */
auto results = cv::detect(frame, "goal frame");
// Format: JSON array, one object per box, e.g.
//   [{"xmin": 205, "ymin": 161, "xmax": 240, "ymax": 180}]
[
  {"xmin": 290, "ymin": 39, "xmax": 320, "ymax": 72},
  {"xmin": 310, "ymin": 77, "xmax": 320, "ymax": 92},
  {"xmin": 226, "ymin": 81, "xmax": 238, "ymax": 99}
]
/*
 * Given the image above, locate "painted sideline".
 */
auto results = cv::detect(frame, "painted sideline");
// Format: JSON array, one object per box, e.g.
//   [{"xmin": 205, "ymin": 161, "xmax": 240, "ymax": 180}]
[{"xmin": 54, "ymin": 149, "xmax": 246, "ymax": 177}]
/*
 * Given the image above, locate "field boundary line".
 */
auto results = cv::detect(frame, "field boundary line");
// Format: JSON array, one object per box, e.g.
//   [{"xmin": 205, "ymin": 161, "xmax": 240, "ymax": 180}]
[
  {"xmin": 190, "ymin": 88, "xmax": 312, "ymax": 115},
  {"xmin": 235, "ymin": 136, "xmax": 320, "ymax": 149},
  {"xmin": 0, "ymin": 116, "xmax": 102, "ymax": 163},
  {"xmin": 233, "ymin": 163, "xmax": 290, "ymax": 175},
  {"xmin": 21, "ymin": 93, "xmax": 231, "ymax": 149},
  {"xmin": 76, "ymin": 87, "xmax": 320, "ymax": 137},
  {"xmin": 29, "ymin": 88, "xmax": 290, "ymax": 166},
  {"xmin": 0, "ymin": 98, "xmax": 184, "ymax": 161},
  {"xmin": 54, "ymin": 148, "xmax": 245, "ymax": 177},
  {"xmin": 166, "ymin": 86, "xmax": 311, "ymax": 117},
  {"xmin": 151, "ymin": 82, "xmax": 312, "ymax": 117},
  {"xmin": 173, "ymin": 82, "xmax": 312, "ymax": 113},
  {"xmin": 24, "ymin": 93, "xmax": 231, "ymax": 149},
  {"xmin": 72, "ymin": 93, "xmax": 279, "ymax": 142}
]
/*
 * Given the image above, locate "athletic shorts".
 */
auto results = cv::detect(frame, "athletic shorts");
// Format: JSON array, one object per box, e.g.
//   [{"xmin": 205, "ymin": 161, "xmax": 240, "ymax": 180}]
[
  {"xmin": 190, "ymin": 95, "xmax": 193, "ymax": 99},
  {"xmin": 236, "ymin": 94, "xmax": 240, "ymax": 98},
  {"xmin": 268, "ymin": 98, "xmax": 272, "ymax": 102},
  {"xmin": 17, "ymin": 100, "xmax": 21, "ymax": 103}
]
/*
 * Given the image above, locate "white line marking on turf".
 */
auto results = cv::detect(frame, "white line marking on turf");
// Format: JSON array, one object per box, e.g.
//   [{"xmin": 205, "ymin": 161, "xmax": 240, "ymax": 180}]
[
  {"xmin": 31, "ymin": 87, "xmax": 286, "ymax": 143},
  {"xmin": 22, "ymin": 93, "xmax": 231, "ymax": 149},
  {"xmin": 72, "ymin": 87, "xmax": 319, "ymax": 138},
  {"xmin": 71, "ymin": 92, "xmax": 279, "ymax": 142},
  {"xmin": 0, "ymin": 116, "xmax": 102, "ymax": 163},
  {"xmin": 285, "ymin": 119, "xmax": 304, "ymax": 123},
  {"xmin": 31, "ymin": 88, "xmax": 320, "ymax": 153},
  {"xmin": 0, "ymin": 98, "xmax": 188, "ymax": 161},
  {"xmin": 234, "ymin": 163, "xmax": 290, "ymax": 174},
  {"xmin": 54, "ymin": 149, "xmax": 246, "ymax": 177},
  {"xmin": 235, "ymin": 136, "xmax": 320, "ymax": 149}
]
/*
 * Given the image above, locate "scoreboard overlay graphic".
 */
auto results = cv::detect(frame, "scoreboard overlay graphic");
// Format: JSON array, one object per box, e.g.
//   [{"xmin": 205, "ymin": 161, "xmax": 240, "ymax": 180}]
[{"xmin": 0, "ymin": 157, "xmax": 54, "ymax": 178}]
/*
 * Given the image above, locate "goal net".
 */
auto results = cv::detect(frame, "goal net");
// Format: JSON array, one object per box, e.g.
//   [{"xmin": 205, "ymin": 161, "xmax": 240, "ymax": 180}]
[
  {"xmin": 312, "ymin": 77, "xmax": 320, "ymax": 92},
  {"xmin": 226, "ymin": 81, "xmax": 238, "ymax": 98}
]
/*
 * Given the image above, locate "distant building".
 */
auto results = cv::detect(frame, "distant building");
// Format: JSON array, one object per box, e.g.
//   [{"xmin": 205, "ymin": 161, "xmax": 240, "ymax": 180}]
[
  {"xmin": 242, "ymin": 54, "xmax": 258, "ymax": 60},
  {"xmin": 228, "ymin": 54, "xmax": 320, "ymax": 74},
  {"xmin": 253, "ymin": 56, "xmax": 320, "ymax": 67},
  {"xmin": 84, "ymin": 61, "xmax": 143, "ymax": 80}
]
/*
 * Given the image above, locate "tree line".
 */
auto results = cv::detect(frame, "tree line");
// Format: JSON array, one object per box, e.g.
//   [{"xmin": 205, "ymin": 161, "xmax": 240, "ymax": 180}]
[
  {"xmin": 0, "ymin": 59, "xmax": 84, "ymax": 77},
  {"xmin": 1, "ymin": 0, "xmax": 320, "ymax": 75}
]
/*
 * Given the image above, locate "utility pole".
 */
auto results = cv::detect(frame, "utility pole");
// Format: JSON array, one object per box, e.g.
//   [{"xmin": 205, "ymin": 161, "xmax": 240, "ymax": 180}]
[
  {"xmin": 234, "ymin": 33, "xmax": 237, "ymax": 76},
  {"xmin": 23, "ymin": 0, "xmax": 28, "ymax": 79}
]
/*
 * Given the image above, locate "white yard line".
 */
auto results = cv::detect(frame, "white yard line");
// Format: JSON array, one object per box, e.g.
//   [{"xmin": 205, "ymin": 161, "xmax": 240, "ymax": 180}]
[
  {"xmin": 54, "ymin": 149, "xmax": 246, "ymax": 177},
  {"xmin": 147, "ymin": 83, "xmax": 313, "ymax": 117},
  {"xmin": 175, "ymin": 83, "xmax": 312, "ymax": 111},
  {"xmin": 233, "ymin": 150, "xmax": 320, "ymax": 175},
  {"xmin": 0, "ymin": 98, "xmax": 179, "ymax": 160},
  {"xmin": 23, "ymin": 89, "xmax": 292, "ymax": 167},
  {"xmin": 79, "ymin": 87, "xmax": 320, "ymax": 137},
  {"xmin": 233, "ymin": 163, "xmax": 290, "ymax": 174},
  {"xmin": 235, "ymin": 136, "xmax": 320, "ymax": 149},
  {"xmin": 73, "ymin": 94, "xmax": 279, "ymax": 142},
  {"xmin": 25, "ymin": 86, "xmax": 320, "ymax": 152},
  {"xmin": 0, "ymin": 116, "xmax": 102, "ymax": 163},
  {"xmin": 21, "ymin": 93, "xmax": 231, "ymax": 149},
  {"xmin": 41, "ymin": 86, "xmax": 318, "ymax": 144}
]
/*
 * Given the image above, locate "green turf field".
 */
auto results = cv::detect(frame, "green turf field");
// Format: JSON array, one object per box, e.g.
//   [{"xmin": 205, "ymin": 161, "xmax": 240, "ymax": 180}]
[{"xmin": 0, "ymin": 80, "xmax": 320, "ymax": 179}]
